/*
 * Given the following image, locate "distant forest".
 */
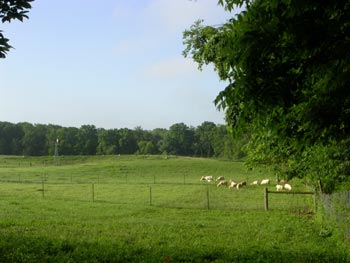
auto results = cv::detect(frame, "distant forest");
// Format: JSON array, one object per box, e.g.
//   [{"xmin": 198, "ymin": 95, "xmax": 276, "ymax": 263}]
[{"xmin": 0, "ymin": 121, "xmax": 246, "ymax": 159}]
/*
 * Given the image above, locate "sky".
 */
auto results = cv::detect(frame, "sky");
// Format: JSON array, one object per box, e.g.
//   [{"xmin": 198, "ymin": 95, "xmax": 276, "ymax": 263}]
[{"xmin": 0, "ymin": 0, "xmax": 234, "ymax": 130}]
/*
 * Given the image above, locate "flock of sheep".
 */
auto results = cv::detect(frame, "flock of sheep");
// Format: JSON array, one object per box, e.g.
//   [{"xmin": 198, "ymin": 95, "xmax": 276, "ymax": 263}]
[{"xmin": 200, "ymin": 176, "xmax": 292, "ymax": 191}]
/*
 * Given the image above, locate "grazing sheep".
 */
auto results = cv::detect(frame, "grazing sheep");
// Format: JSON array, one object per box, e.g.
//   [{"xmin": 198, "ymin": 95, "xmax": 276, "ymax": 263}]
[
  {"xmin": 200, "ymin": 176, "xmax": 213, "ymax": 182},
  {"xmin": 217, "ymin": 180, "xmax": 228, "ymax": 187},
  {"xmin": 228, "ymin": 180, "xmax": 237, "ymax": 189},
  {"xmin": 276, "ymin": 184, "xmax": 284, "ymax": 191},
  {"xmin": 250, "ymin": 180, "xmax": 259, "ymax": 186},
  {"xmin": 278, "ymin": 179, "xmax": 288, "ymax": 185},
  {"xmin": 216, "ymin": 176, "xmax": 225, "ymax": 182},
  {"xmin": 236, "ymin": 181, "xmax": 247, "ymax": 190},
  {"xmin": 260, "ymin": 179, "xmax": 270, "ymax": 185},
  {"xmin": 284, "ymin": 183, "xmax": 292, "ymax": 191}
]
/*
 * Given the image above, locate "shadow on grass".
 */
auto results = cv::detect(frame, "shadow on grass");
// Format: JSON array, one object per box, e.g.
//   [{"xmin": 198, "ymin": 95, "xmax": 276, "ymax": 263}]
[{"xmin": 0, "ymin": 234, "xmax": 349, "ymax": 263}]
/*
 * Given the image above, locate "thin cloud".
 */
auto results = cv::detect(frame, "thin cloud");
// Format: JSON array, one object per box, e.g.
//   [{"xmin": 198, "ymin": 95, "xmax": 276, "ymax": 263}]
[
  {"xmin": 111, "ymin": 0, "xmax": 232, "ymax": 54},
  {"xmin": 143, "ymin": 56, "xmax": 200, "ymax": 79},
  {"xmin": 144, "ymin": 0, "xmax": 231, "ymax": 33},
  {"xmin": 113, "ymin": 2, "xmax": 133, "ymax": 19},
  {"xmin": 112, "ymin": 40, "xmax": 134, "ymax": 56}
]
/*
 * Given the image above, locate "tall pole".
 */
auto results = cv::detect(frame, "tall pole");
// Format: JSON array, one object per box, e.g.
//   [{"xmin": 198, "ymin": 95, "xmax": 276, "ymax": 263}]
[
  {"xmin": 264, "ymin": 188, "xmax": 269, "ymax": 211},
  {"xmin": 54, "ymin": 138, "xmax": 59, "ymax": 165}
]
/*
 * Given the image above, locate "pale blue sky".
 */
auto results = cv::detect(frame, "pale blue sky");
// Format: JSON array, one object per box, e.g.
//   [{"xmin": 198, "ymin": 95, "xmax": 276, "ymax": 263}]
[{"xmin": 0, "ymin": 0, "xmax": 233, "ymax": 130}]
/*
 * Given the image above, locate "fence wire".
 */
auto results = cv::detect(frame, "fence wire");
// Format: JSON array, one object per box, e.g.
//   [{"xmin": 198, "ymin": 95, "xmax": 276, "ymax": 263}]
[
  {"xmin": 0, "ymin": 182, "xmax": 316, "ymax": 212},
  {"xmin": 319, "ymin": 191, "xmax": 350, "ymax": 242}
]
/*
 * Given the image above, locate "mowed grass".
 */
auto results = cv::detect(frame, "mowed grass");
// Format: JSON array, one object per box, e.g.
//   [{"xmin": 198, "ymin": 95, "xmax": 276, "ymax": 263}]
[{"xmin": 0, "ymin": 155, "xmax": 348, "ymax": 262}]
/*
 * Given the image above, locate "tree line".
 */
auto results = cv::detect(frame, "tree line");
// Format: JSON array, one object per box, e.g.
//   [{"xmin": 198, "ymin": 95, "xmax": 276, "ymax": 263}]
[{"xmin": 0, "ymin": 121, "xmax": 245, "ymax": 159}]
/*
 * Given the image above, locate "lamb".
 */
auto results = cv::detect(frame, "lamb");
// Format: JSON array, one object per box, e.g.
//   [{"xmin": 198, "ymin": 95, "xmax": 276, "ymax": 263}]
[
  {"xmin": 260, "ymin": 179, "xmax": 270, "ymax": 185},
  {"xmin": 216, "ymin": 176, "xmax": 225, "ymax": 182},
  {"xmin": 278, "ymin": 179, "xmax": 288, "ymax": 185},
  {"xmin": 228, "ymin": 180, "xmax": 237, "ymax": 189},
  {"xmin": 250, "ymin": 180, "xmax": 259, "ymax": 185},
  {"xmin": 217, "ymin": 180, "xmax": 228, "ymax": 187},
  {"xmin": 236, "ymin": 181, "xmax": 246, "ymax": 190},
  {"xmin": 284, "ymin": 183, "xmax": 292, "ymax": 191},
  {"xmin": 200, "ymin": 176, "xmax": 213, "ymax": 182},
  {"xmin": 276, "ymin": 184, "xmax": 284, "ymax": 191}
]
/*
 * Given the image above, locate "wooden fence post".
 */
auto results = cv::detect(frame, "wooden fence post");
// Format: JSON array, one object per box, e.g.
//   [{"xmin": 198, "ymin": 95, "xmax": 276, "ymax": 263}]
[
  {"xmin": 264, "ymin": 189, "xmax": 315, "ymax": 212},
  {"xmin": 264, "ymin": 188, "xmax": 268, "ymax": 211},
  {"xmin": 313, "ymin": 194, "xmax": 317, "ymax": 212},
  {"xmin": 92, "ymin": 183, "xmax": 95, "ymax": 202},
  {"xmin": 149, "ymin": 186, "xmax": 152, "ymax": 206},
  {"xmin": 318, "ymin": 180, "xmax": 323, "ymax": 193},
  {"xmin": 42, "ymin": 179, "xmax": 45, "ymax": 198}
]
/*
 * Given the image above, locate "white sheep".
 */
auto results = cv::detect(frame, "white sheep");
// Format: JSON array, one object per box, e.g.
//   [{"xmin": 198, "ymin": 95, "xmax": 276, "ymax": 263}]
[
  {"xmin": 200, "ymin": 176, "xmax": 213, "ymax": 182},
  {"xmin": 216, "ymin": 176, "xmax": 225, "ymax": 182},
  {"xmin": 284, "ymin": 183, "xmax": 292, "ymax": 191},
  {"xmin": 217, "ymin": 180, "xmax": 228, "ymax": 187},
  {"xmin": 278, "ymin": 179, "xmax": 288, "ymax": 185},
  {"xmin": 236, "ymin": 181, "xmax": 246, "ymax": 190},
  {"xmin": 250, "ymin": 180, "xmax": 259, "ymax": 186},
  {"xmin": 260, "ymin": 179, "xmax": 270, "ymax": 185},
  {"xmin": 276, "ymin": 184, "xmax": 283, "ymax": 191},
  {"xmin": 228, "ymin": 180, "xmax": 237, "ymax": 189}
]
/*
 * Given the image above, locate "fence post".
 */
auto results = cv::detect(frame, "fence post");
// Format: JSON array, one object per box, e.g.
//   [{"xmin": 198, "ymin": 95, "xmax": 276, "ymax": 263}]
[
  {"xmin": 92, "ymin": 184, "xmax": 95, "ymax": 202},
  {"xmin": 42, "ymin": 179, "xmax": 45, "ymax": 198},
  {"xmin": 313, "ymin": 194, "xmax": 317, "ymax": 212},
  {"xmin": 318, "ymin": 180, "xmax": 323, "ymax": 193},
  {"xmin": 264, "ymin": 188, "xmax": 268, "ymax": 211},
  {"xmin": 149, "ymin": 186, "xmax": 152, "ymax": 206}
]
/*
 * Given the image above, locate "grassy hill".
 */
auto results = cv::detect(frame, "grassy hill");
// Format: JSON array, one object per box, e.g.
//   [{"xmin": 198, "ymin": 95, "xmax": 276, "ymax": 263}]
[{"xmin": 0, "ymin": 155, "xmax": 348, "ymax": 262}]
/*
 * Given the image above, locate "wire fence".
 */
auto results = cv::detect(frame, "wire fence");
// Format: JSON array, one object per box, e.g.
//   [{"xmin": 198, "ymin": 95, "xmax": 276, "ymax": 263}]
[
  {"xmin": 0, "ymin": 172, "xmax": 212, "ymax": 186},
  {"xmin": 0, "ymin": 181, "xmax": 315, "ymax": 212},
  {"xmin": 264, "ymin": 188, "xmax": 316, "ymax": 213},
  {"xmin": 319, "ymin": 191, "xmax": 350, "ymax": 243}
]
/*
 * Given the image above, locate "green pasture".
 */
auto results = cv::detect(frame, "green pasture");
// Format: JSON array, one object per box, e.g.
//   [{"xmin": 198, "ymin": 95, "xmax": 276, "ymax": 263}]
[
  {"xmin": 0, "ymin": 155, "xmax": 348, "ymax": 262},
  {"xmin": 0, "ymin": 155, "xmax": 253, "ymax": 185}
]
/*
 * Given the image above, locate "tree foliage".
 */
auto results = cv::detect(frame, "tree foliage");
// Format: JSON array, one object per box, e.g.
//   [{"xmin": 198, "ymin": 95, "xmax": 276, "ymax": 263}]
[
  {"xmin": 183, "ymin": 0, "xmax": 350, "ymax": 192},
  {"xmin": 161, "ymin": 123, "xmax": 195, "ymax": 156},
  {"xmin": 0, "ymin": 121, "xmax": 237, "ymax": 160},
  {"xmin": 0, "ymin": 0, "xmax": 33, "ymax": 58}
]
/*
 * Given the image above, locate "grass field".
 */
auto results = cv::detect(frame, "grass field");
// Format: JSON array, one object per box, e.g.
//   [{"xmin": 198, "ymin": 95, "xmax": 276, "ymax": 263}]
[{"xmin": 0, "ymin": 155, "xmax": 348, "ymax": 262}]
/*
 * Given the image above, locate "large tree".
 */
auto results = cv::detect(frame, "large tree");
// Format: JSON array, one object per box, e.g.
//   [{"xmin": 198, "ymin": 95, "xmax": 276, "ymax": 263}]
[
  {"xmin": 77, "ymin": 125, "xmax": 98, "ymax": 155},
  {"xmin": 162, "ymin": 123, "xmax": 195, "ymax": 156},
  {"xmin": 57, "ymin": 127, "xmax": 80, "ymax": 155},
  {"xmin": 0, "ymin": 0, "xmax": 33, "ymax": 58},
  {"xmin": 194, "ymin": 121, "xmax": 216, "ymax": 157},
  {"xmin": 97, "ymin": 128, "xmax": 119, "ymax": 155},
  {"xmin": 21, "ymin": 123, "xmax": 48, "ymax": 156},
  {"xmin": 0, "ymin": 122, "xmax": 23, "ymax": 154},
  {"xmin": 183, "ymin": 0, "xmax": 350, "ymax": 192}
]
